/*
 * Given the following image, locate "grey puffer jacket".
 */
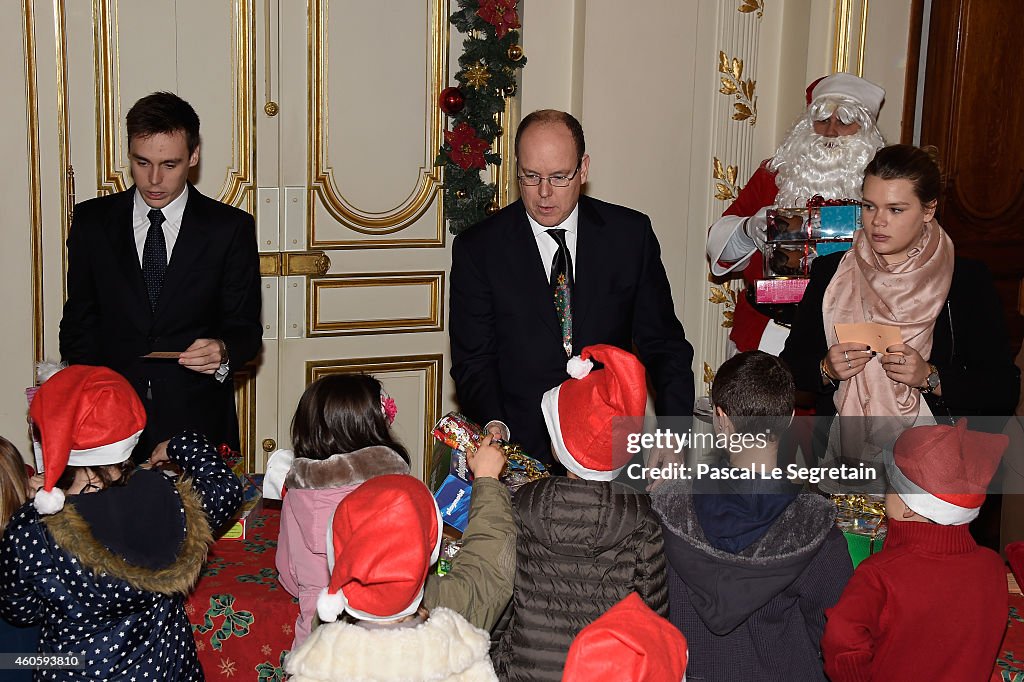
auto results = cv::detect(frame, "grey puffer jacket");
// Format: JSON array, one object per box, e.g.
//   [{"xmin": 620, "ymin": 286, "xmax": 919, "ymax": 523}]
[{"xmin": 493, "ymin": 476, "xmax": 667, "ymax": 682}]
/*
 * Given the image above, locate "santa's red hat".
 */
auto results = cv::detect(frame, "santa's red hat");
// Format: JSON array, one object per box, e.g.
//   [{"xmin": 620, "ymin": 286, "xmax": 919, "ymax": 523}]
[
  {"xmin": 541, "ymin": 344, "xmax": 647, "ymax": 481},
  {"xmin": 885, "ymin": 419, "xmax": 1007, "ymax": 525},
  {"xmin": 563, "ymin": 592, "xmax": 688, "ymax": 682},
  {"xmin": 806, "ymin": 72, "xmax": 885, "ymax": 122},
  {"xmin": 317, "ymin": 474, "xmax": 442, "ymax": 623},
  {"xmin": 29, "ymin": 365, "xmax": 146, "ymax": 514}
]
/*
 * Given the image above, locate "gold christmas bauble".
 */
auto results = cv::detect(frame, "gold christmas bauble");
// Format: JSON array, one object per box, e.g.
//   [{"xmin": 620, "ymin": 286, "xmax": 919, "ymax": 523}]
[
  {"xmin": 507, "ymin": 44, "xmax": 524, "ymax": 61},
  {"xmin": 485, "ymin": 200, "xmax": 500, "ymax": 216},
  {"xmin": 455, "ymin": 190, "xmax": 467, "ymax": 199}
]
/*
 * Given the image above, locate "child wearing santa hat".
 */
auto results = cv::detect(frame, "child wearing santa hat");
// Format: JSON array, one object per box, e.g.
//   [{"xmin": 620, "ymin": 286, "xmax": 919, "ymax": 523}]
[
  {"xmin": 562, "ymin": 592, "xmax": 688, "ymax": 682},
  {"xmin": 284, "ymin": 474, "xmax": 497, "ymax": 681},
  {"xmin": 0, "ymin": 365, "xmax": 242, "ymax": 680},
  {"xmin": 822, "ymin": 419, "xmax": 1009, "ymax": 682},
  {"xmin": 493, "ymin": 344, "xmax": 667, "ymax": 682}
]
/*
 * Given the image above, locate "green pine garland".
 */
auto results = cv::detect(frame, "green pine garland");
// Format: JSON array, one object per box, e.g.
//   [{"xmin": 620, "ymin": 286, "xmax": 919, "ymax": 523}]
[{"xmin": 435, "ymin": 0, "xmax": 527, "ymax": 235}]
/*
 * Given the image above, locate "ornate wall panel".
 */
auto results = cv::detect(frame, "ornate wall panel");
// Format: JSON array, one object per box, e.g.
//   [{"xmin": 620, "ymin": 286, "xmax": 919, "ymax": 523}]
[
  {"xmin": 307, "ymin": 0, "xmax": 447, "ymax": 248},
  {"xmin": 307, "ymin": 355, "xmax": 443, "ymax": 479},
  {"xmin": 309, "ymin": 272, "xmax": 445, "ymax": 336},
  {"xmin": 91, "ymin": 0, "xmax": 257, "ymax": 210}
]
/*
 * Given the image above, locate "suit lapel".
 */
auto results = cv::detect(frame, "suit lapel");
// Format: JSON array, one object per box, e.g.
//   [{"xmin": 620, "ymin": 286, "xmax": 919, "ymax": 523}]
[
  {"xmin": 572, "ymin": 196, "xmax": 608, "ymax": 344},
  {"xmin": 507, "ymin": 203, "xmax": 561, "ymax": 337},
  {"xmin": 157, "ymin": 185, "xmax": 211, "ymax": 319},
  {"xmin": 105, "ymin": 188, "xmax": 153, "ymax": 328}
]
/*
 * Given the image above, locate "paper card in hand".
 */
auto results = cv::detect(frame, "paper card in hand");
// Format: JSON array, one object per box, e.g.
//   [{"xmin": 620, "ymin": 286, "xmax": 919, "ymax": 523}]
[{"xmin": 834, "ymin": 322, "xmax": 903, "ymax": 352}]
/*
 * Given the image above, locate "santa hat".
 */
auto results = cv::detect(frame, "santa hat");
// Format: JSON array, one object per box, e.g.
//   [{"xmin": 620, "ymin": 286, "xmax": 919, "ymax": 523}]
[
  {"xmin": 563, "ymin": 593, "xmax": 688, "ymax": 682},
  {"xmin": 317, "ymin": 474, "xmax": 443, "ymax": 623},
  {"xmin": 805, "ymin": 73, "xmax": 885, "ymax": 122},
  {"xmin": 885, "ymin": 419, "xmax": 1007, "ymax": 525},
  {"xmin": 29, "ymin": 365, "xmax": 146, "ymax": 514},
  {"xmin": 541, "ymin": 344, "xmax": 647, "ymax": 481}
]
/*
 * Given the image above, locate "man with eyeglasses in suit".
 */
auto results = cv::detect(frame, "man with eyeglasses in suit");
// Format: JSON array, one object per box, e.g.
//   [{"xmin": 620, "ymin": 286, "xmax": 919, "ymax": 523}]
[{"xmin": 449, "ymin": 109, "xmax": 694, "ymax": 467}]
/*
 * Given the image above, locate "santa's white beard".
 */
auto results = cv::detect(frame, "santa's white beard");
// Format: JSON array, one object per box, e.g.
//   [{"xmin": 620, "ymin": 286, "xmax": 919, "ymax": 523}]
[{"xmin": 769, "ymin": 117, "xmax": 884, "ymax": 207}]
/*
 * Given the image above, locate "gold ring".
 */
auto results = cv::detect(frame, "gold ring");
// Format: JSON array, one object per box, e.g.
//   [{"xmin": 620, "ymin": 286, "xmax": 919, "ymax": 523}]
[{"xmin": 844, "ymin": 351, "xmax": 850, "ymax": 362}]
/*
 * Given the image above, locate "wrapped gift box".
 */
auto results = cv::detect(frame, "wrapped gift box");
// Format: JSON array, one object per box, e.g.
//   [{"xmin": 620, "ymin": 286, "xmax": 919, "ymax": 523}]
[
  {"xmin": 757, "ymin": 200, "xmax": 861, "ymax": 304},
  {"xmin": 832, "ymin": 493, "xmax": 887, "ymax": 567},
  {"xmin": 217, "ymin": 473, "xmax": 263, "ymax": 541}
]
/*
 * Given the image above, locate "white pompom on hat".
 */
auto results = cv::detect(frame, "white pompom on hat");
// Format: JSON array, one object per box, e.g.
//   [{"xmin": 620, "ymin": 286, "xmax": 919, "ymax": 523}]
[
  {"xmin": 806, "ymin": 72, "xmax": 885, "ymax": 122},
  {"xmin": 541, "ymin": 344, "xmax": 647, "ymax": 481},
  {"xmin": 317, "ymin": 474, "xmax": 443, "ymax": 624},
  {"xmin": 29, "ymin": 365, "xmax": 146, "ymax": 514}
]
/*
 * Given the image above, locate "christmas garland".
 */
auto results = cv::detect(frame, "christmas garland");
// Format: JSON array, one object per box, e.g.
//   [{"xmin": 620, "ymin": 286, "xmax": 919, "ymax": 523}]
[{"xmin": 434, "ymin": 0, "xmax": 527, "ymax": 235}]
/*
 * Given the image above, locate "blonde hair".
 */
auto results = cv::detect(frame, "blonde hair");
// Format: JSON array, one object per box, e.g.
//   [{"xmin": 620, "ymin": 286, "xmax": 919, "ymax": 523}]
[{"xmin": 0, "ymin": 436, "xmax": 28, "ymax": 532}]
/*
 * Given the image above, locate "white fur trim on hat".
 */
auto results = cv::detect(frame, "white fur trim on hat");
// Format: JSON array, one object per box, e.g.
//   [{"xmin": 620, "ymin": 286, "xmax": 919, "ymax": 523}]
[
  {"xmin": 566, "ymin": 355, "xmax": 594, "ymax": 380},
  {"xmin": 541, "ymin": 385, "xmax": 622, "ymax": 482},
  {"xmin": 66, "ymin": 430, "xmax": 142, "ymax": 467},
  {"xmin": 811, "ymin": 73, "xmax": 885, "ymax": 121},
  {"xmin": 33, "ymin": 487, "xmax": 66, "ymax": 515},
  {"xmin": 884, "ymin": 453, "xmax": 979, "ymax": 525}
]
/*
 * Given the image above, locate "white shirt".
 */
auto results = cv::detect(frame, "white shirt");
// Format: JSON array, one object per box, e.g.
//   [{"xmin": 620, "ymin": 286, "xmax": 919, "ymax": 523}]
[
  {"xmin": 133, "ymin": 185, "xmax": 188, "ymax": 266},
  {"xmin": 527, "ymin": 204, "xmax": 579, "ymax": 280}
]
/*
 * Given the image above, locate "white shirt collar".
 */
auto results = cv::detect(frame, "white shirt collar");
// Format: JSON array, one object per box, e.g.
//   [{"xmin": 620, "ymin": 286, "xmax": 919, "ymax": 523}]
[
  {"xmin": 134, "ymin": 184, "xmax": 189, "ymax": 227},
  {"xmin": 527, "ymin": 203, "xmax": 579, "ymax": 238}
]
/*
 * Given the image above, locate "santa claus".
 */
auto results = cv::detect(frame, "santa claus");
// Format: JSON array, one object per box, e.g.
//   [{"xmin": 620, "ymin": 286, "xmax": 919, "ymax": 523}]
[{"xmin": 707, "ymin": 73, "xmax": 886, "ymax": 354}]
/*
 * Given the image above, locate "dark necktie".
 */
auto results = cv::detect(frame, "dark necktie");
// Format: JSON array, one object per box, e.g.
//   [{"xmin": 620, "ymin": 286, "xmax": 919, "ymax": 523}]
[
  {"xmin": 142, "ymin": 208, "xmax": 167, "ymax": 310},
  {"xmin": 546, "ymin": 228, "xmax": 573, "ymax": 356}
]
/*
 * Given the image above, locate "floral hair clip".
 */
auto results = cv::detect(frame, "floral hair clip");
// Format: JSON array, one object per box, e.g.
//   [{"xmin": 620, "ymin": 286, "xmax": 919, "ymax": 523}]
[{"xmin": 380, "ymin": 388, "xmax": 398, "ymax": 426}]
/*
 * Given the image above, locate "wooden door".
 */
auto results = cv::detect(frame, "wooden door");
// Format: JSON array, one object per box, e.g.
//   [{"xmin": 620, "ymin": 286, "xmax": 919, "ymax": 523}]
[{"xmin": 912, "ymin": 0, "xmax": 1024, "ymax": 351}]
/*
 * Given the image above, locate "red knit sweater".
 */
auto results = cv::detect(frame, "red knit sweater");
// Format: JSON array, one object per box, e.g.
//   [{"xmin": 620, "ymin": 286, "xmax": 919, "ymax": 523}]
[{"xmin": 821, "ymin": 519, "xmax": 1007, "ymax": 682}]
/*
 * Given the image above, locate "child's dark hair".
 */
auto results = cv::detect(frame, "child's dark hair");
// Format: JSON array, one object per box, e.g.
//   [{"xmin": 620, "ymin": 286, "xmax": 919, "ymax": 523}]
[
  {"xmin": 291, "ymin": 374, "xmax": 409, "ymax": 464},
  {"xmin": 55, "ymin": 461, "xmax": 134, "ymax": 493},
  {"xmin": 126, "ymin": 91, "xmax": 201, "ymax": 153},
  {"xmin": 863, "ymin": 144, "xmax": 942, "ymax": 205},
  {"xmin": 0, "ymin": 437, "xmax": 28, "ymax": 532},
  {"xmin": 712, "ymin": 351, "xmax": 794, "ymax": 438}
]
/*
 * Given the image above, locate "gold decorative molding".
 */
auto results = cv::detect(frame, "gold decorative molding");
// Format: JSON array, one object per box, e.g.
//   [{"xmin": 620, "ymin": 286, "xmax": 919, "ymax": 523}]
[
  {"xmin": 306, "ymin": 0, "xmax": 447, "ymax": 246},
  {"xmin": 309, "ymin": 271, "xmax": 444, "ymax": 337},
  {"xmin": 738, "ymin": 0, "xmax": 764, "ymax": 19},
  {"xmin": 24, "ymin": 0, "xmax": 43, "ymax": 363},
  {"xmin": 709, "ymin": 281, "xmax": 738, "ymax": 328},
  {"xmin": 307, "ymin": 354, "xmax": 443, "ymax": 481},
  {"xmin": 93, "ymin": 0, "xmax": 256, "ymax": 209},
  {"xmin": 233, "ymin": 365, "xmax": 258, "ymax": 471},
  {"xmin": 833, "ymin": 0, "xmax": 869, "ymax": 76},
  {"xmin": 712, "ymin": 158, "xmax": 742, "ymax": 202},
  {"xmin": 718, "ymin": 51, "xmax": 757, "ymax": 125},
  {"xmin": 490, "ymin": 97, "xmax": 517, "ymax": 209}
]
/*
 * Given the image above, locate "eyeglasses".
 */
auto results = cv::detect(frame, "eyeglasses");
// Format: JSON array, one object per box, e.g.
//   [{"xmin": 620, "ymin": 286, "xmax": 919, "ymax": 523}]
[{"xmin": 517, "ymin": 165, "xmax": 581, "ymax": 188}]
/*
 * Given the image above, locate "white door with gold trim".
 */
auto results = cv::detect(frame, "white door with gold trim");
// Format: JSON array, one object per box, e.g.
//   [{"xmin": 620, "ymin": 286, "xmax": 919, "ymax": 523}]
[{"xmin": 26, "ymin": 0, "xmax": 491, "ymax": 479}]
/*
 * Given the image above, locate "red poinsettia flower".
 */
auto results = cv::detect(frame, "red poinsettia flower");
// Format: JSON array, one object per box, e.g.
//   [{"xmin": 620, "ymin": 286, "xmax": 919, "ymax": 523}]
[
  {"xmin": 445, "ymin": 122, "xmax": 489, "ymax": 170},
  {"xmin": 477, "ymin": 0, "xmax": 521, "ymax": 39}
]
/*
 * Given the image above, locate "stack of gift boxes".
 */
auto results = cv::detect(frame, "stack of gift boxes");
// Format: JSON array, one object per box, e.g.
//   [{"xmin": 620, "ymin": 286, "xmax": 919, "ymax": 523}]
[
  {"xmin": 756, "ymin": 198, "xmax": 861, "ymax": 304},
  {"xmin": 217, "ymin": 444, "xmax": 263, "ymax": 541}
]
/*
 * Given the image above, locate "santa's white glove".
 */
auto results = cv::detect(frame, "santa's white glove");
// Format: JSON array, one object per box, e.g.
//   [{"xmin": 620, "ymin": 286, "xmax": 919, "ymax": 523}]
[{"xmin": 740, "ymin": 206, "xmax": 771, "ymax": 250}]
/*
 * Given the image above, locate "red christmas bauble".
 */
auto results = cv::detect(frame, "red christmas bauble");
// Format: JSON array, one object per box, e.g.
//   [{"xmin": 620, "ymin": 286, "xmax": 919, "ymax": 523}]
[{"xmin": 439, "ymin": 87, "xmax": 465, "ymax": 115}]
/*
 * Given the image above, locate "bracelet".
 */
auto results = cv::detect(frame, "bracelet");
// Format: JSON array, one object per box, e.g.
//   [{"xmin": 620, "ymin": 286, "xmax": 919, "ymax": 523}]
[{"xmin": 820, "ymin": 357, "xmax": 839, "ymax": 385}]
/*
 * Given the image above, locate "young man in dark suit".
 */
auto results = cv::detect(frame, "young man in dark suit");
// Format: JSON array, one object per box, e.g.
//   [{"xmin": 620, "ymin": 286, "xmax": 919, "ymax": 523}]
[
  {"xmin": 59, "ymin": 91, "xmax": 262, "ymax": 460},
  {"xmin": 449, "ymin": 109, "xmax": 694, "ymax": 464}
]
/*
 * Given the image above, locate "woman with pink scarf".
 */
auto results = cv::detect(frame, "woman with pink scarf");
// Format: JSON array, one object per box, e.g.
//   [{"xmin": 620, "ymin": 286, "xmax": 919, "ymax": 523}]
[{"xmin": 781, "ymin": 144, "xmax": 1018, "ymax": 489}]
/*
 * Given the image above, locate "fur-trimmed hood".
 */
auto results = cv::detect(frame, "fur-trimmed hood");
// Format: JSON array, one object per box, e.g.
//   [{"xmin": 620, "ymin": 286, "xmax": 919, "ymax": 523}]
[
  {"xmin": 653, "ymin": 480, "xmax": 837, "ymax": 635},
  {"xmin": 285, "ymin": 607, "xmax": 496, "ymax": 681},
  {"xmin": 284, "ymin": 446, "xmax": 409, "ymax": 491},
  {"xmin": 42, "ymin": 470, "xmax": 212, "ymax": 596}
]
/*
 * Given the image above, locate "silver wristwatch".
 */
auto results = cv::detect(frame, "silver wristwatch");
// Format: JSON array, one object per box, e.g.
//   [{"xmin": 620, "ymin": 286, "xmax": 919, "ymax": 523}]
[{"xmin": 920, "ymin": 364, "xmax": 940, "ymax": 394}]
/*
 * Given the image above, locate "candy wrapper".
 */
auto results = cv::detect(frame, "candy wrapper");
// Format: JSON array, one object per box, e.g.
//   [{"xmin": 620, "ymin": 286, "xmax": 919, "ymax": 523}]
[
  {"xmin": 436, "ymin": 536, "xmax": 464, "ymax": 576},
  {"xmin": 831, "ymin": 493, "xmax": 887, "ymax": 567},
  {"xmin": 431, "ymin": 412, "xmax": 550, "ymax": 494}
]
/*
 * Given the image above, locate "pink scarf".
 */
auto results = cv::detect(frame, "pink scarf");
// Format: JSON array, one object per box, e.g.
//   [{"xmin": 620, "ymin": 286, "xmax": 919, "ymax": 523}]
[{"xmin": 821, "ymin": 221, "xmax": 954, "ymax": 474}]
